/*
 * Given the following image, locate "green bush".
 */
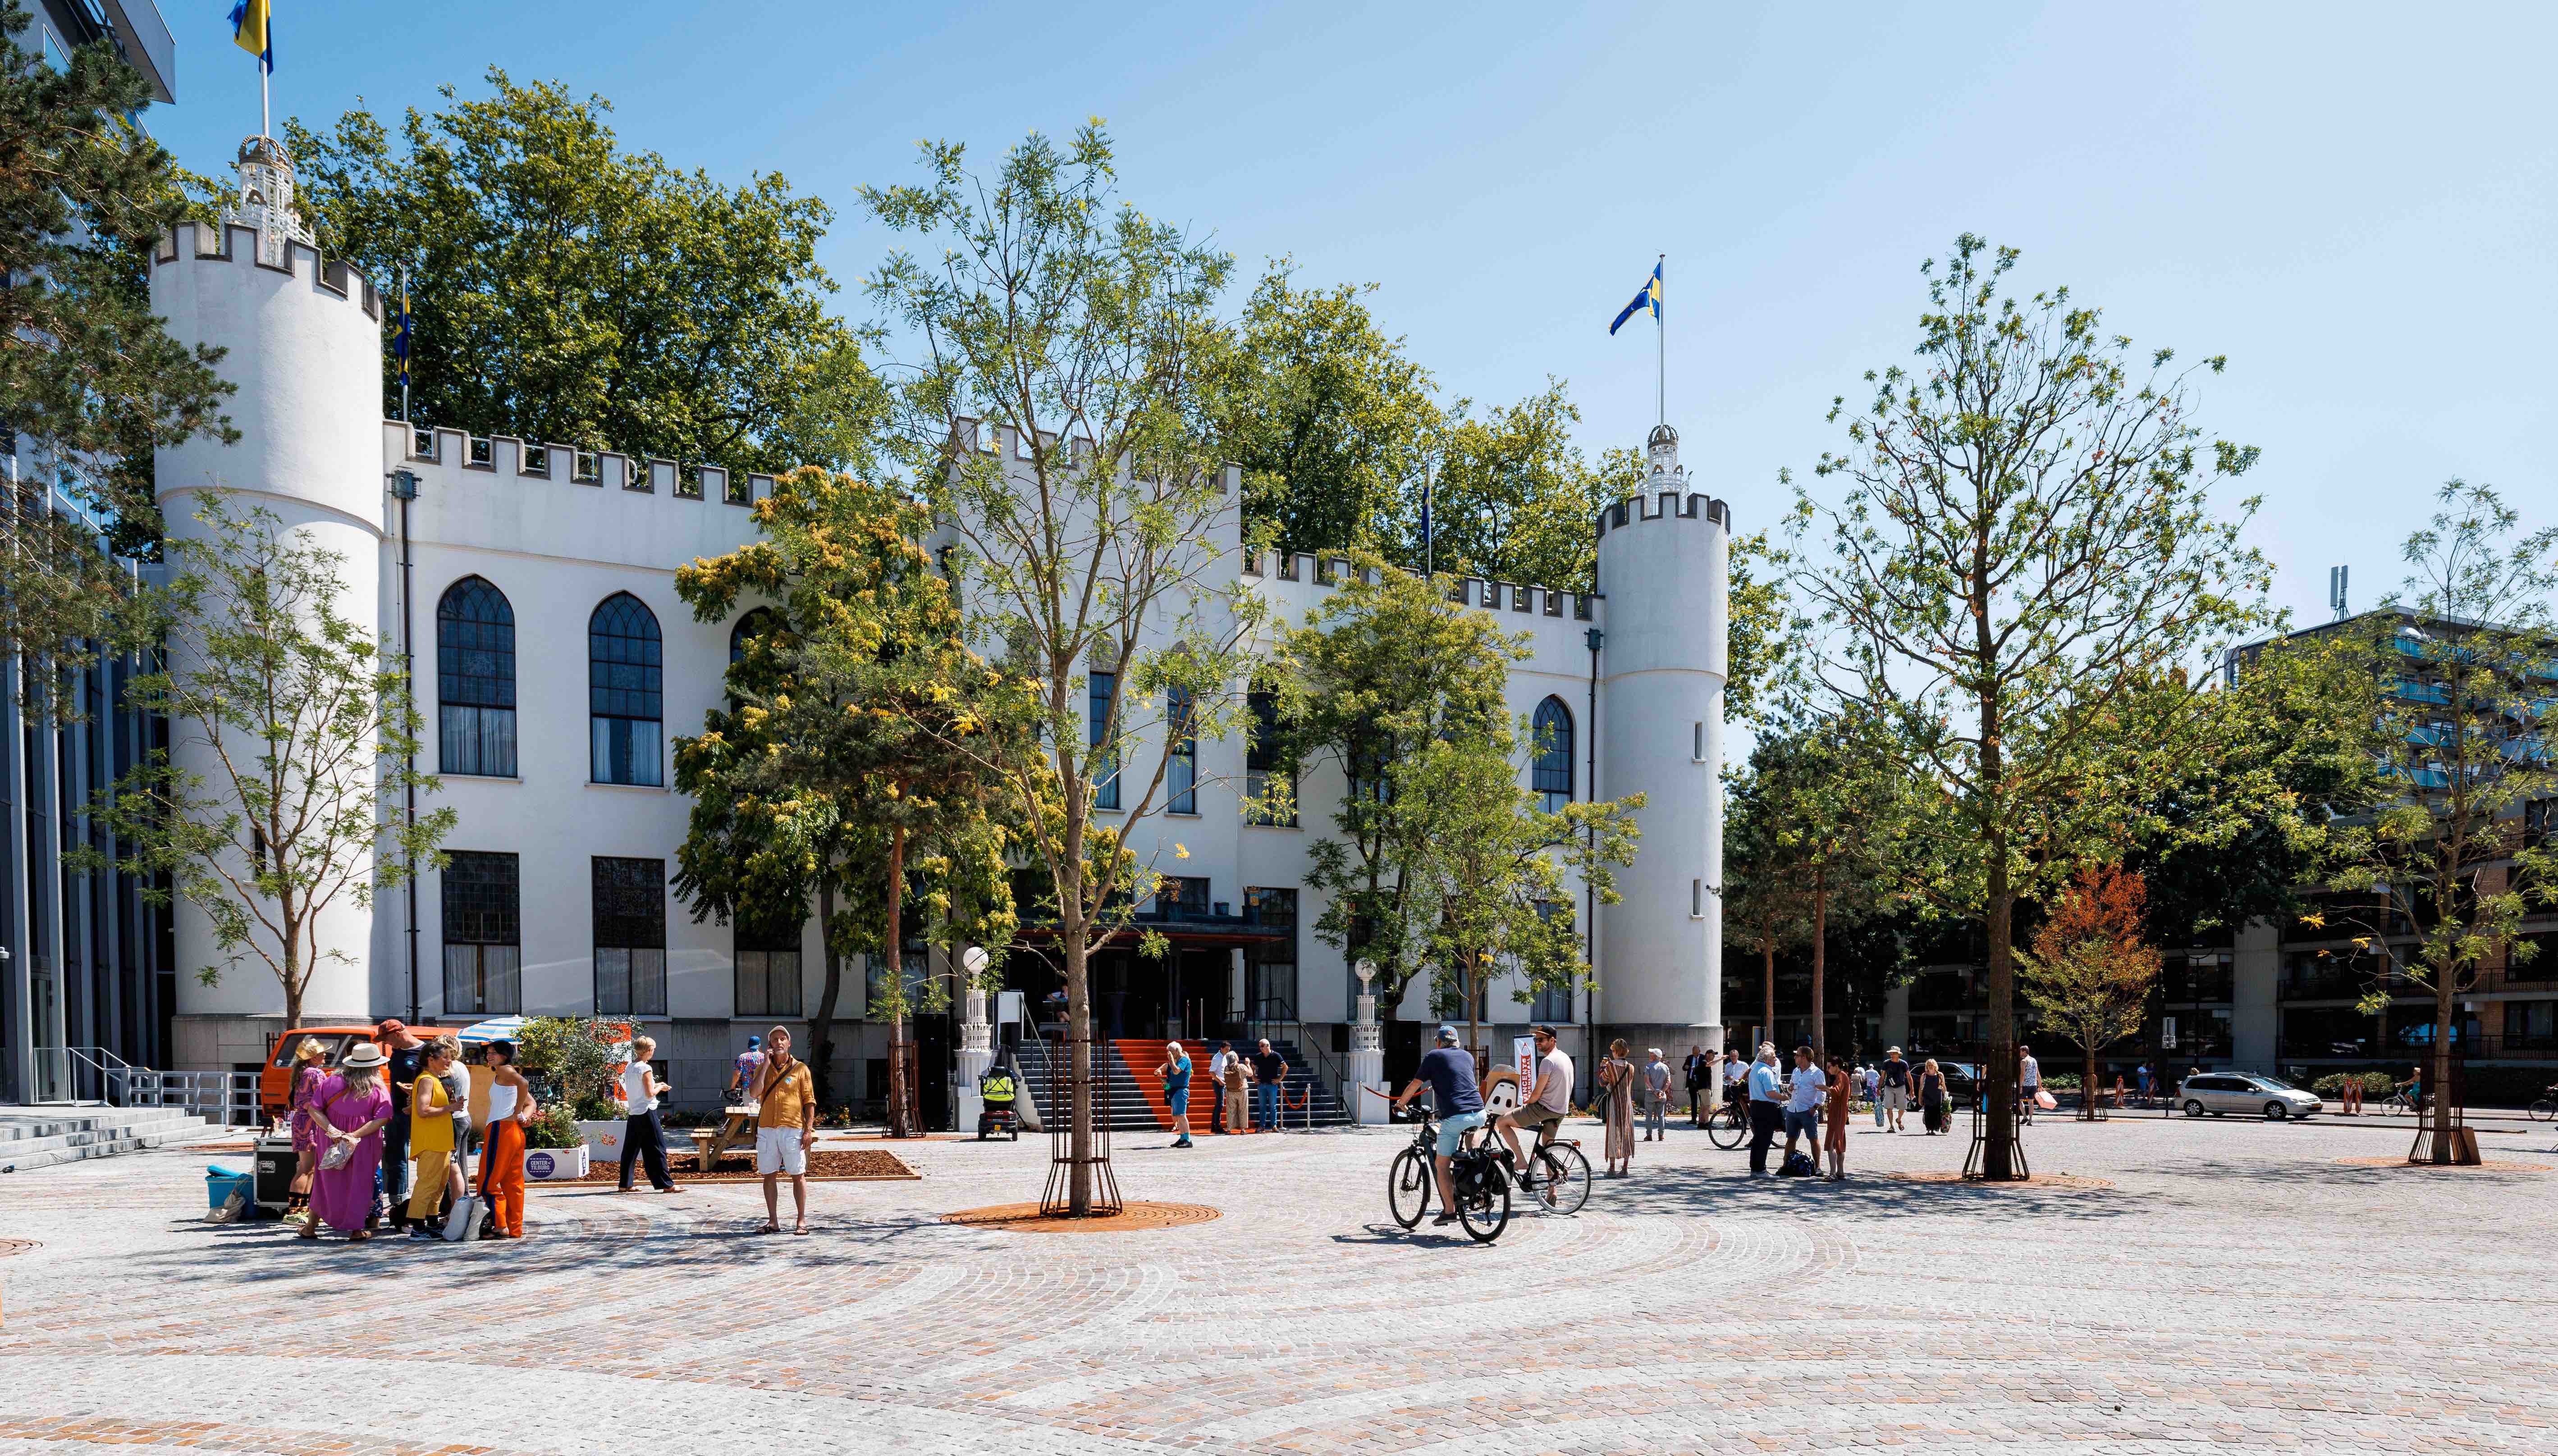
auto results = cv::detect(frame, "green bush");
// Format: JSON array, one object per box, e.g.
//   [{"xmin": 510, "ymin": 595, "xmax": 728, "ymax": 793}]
[
  {"xmin": 2311, "ymin": 1072, "xmax": 2396, "ymax": 1097},
  {"xmin": 516, "ymin": 1016, "xmax": 625, "ymax": 1119},
  {"xmin": 2042, "ymin": 1072, "xmax": 2080, "ymax": 1091},
  {"xmin": 522, "ymin": 1105, "xmax": 586, "ymax": 1150}
]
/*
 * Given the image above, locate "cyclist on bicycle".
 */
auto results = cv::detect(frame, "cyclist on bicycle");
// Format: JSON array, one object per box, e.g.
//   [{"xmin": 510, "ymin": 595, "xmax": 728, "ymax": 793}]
[
  {"xmin": 1494, "ymin": 1024, "xmax": 1574, "ymax": 1188},
  {"xmin": 1391, "ymin": 1024, "xmax": 1484, "ymax": 1228}
]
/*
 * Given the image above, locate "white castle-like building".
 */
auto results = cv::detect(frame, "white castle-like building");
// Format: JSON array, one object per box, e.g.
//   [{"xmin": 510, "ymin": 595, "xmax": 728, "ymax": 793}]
[{"xmin": 147, "ymin": 145, "xmax": 1728, "ymax": 1115}]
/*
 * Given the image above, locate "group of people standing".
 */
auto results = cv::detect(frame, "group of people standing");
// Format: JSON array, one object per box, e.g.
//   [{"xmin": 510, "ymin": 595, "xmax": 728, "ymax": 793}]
[
  {"xmin": 1164, "ymin": 1038, "xmax": 1291, "ymax": 1141},
  {"xmin": 279, "ymin": 1021, "xmax": 536, "ymax": 1242}
]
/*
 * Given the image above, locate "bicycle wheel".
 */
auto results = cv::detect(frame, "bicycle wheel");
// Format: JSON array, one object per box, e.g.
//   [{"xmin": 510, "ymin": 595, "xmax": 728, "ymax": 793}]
[
  {"xmin": 1457, "ymin": 1166, "xmax": 1510, "ymax": 1243},
  {"xmin": 1706, "ymin": 1103, "xmax": 1747, "ymax": 1150},
  {"xmin": 1387, "ymin": 1147, "xmax": 1432, "ymax": 1229},
  {"xmin": 2531, "ymin": 1098, "xmax": 2557, "ymax": 1124},
  {"xmin": 1530, "ymin": 1143, "xmax": 1590, "ymax": 1216}
]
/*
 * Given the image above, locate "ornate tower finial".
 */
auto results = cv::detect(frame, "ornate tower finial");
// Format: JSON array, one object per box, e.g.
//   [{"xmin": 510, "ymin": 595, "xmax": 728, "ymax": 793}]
[
  {"xmin": 221, "ymin": 134, "xmax": 314, "ymax": 267},
  {"xmin": 1645, "ymin": 422, "xmax": 1683, "ymax": 483}
]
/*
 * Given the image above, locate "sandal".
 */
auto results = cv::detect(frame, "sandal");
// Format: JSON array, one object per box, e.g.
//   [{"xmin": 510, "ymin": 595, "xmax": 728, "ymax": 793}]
[
  {"xmin": 347, "ymin": 1230, "xmax": 372, "ymax": 1242},
  {"xmin": 793, "ymin": 1222, "xmax": 810, "ymax": 1236},
  {"xmin": 297, "ymin": 1225, "xmax": 319, "ymax": 1241},
  {"xmin": 760, "ymin": 1222, "xmax": 781, "ymax": 1235}
]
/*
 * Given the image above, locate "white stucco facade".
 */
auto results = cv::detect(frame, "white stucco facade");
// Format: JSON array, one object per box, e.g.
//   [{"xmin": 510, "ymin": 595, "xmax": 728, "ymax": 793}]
[{"xmin": 149, "ymin": 193, "xmax": 1729, "ymax": 1105}]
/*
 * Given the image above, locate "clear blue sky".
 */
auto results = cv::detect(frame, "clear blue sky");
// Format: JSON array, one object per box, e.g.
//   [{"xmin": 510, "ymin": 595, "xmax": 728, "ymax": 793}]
[{"xmin": 155, "ymin": 0, "xmax": 2555, "ymax": 628}]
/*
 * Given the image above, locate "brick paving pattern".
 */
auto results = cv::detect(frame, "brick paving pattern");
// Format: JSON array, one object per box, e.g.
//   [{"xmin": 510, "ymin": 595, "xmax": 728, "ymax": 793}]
[{"xmin": 2, "ymin": 1112, "xmax": 2553, "ymax": 1453}]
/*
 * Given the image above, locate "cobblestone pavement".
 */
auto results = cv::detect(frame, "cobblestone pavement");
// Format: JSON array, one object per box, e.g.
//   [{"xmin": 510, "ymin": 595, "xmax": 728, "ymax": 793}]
[{"xmin": 3, "ymin": 1109, "xmax": 2554, "ymax": 1454}]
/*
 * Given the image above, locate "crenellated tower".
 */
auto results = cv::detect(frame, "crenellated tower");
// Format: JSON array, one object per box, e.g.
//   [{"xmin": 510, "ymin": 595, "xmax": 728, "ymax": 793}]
[
  {"xmin": 150, "ymin": 138, "xmax": 388, "ymax": 1029},
  {"xmin": 1593, "ymin": 423, "xmax": 1729, "ymax": 1038}
]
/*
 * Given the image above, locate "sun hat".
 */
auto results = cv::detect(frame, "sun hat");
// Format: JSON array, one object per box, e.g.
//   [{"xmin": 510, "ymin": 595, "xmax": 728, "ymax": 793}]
[{"xmin": 340, "ymin": 1042, "xmax": 388, "ymax": 1069}]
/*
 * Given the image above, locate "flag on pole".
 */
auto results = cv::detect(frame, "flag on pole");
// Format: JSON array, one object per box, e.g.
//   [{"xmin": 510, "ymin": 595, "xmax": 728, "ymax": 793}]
[
  {"xmin": 1608, "ymin": 261, "xmax": 1662, "ymax": 336},
  {"xmin": 229, "ymin": 0, "xmax": 273, "ymax": 73},
  {"xmin": 394, "ymin": 278, "xmax": 414, "ymax": 393}
]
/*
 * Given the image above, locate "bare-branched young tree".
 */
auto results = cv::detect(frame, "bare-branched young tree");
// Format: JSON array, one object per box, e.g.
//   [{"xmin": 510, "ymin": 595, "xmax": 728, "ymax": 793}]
[
  {"xmin": 860, "ymin": 124, "xmax": 1264, "ymax": 1214},
  {"xmin": 1789, "ymin": 235, "xmax": 2269, "ymax": 1179}
]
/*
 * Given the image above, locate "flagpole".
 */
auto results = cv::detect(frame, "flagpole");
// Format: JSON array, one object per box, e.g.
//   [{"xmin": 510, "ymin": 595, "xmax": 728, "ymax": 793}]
[
  {"xmin": 260, "ymin": 59, "xmax": 270, "ymax": 140},
  {"xmin": 1655, "ymin": 253, "xmax": 1666, "ymax": 433}
]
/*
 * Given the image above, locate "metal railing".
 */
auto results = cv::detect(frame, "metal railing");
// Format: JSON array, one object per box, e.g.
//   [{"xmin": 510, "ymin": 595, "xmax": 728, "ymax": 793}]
[
  {"xmin": 1242, "ymin": 992, "xmax": 1350, "ymax": 1125},
  {"xmin": 30, "ymin": 1047, "xmax": 261, "ymax": 1127}
]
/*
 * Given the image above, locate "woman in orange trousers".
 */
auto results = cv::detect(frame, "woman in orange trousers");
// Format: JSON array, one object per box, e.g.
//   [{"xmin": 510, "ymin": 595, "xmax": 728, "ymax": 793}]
[{"xmin": 478, "ymin": 1039, "xmax": 535, "ymax": 1238}]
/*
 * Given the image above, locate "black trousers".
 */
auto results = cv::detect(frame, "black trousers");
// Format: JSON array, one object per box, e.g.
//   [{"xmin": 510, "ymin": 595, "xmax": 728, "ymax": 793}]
[
  {"xmin": 381, "ymin": 1115, "xmax": 412, "ymax": 1223},
  {"xmin": 1746, "ymin": 1100, "xmax": 1784, "ymax": 1173},
  {"xmin": 1688, "ymin": 1085, "xmax": 1705, "ymax": 1120},
  {"xmin": 620, "ymin": 1108, "xmax": 675, "ymax": 1190},
  {"xmin": 1210, "ymin": 1083, "xmax": 1227, "ymax": 1133}
]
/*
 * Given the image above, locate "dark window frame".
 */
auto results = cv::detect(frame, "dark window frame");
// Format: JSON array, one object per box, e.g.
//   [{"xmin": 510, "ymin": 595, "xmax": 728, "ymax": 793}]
[
  {"xmin": 1532, "ymin": 696, "xmax": 1574, "ymax": 812},
  {"xmin": 436, "ymin": 576, "xmax": 517, "ymax": 777},
  {"xmin": 441, "ymin": 850, "xmax": 521, "ymax": 1016},
  {"xmin": 591, "ymin": 856, "xmax": 668, "ymax": 1016},
  {"xmin": 589, "ymin": 593, "xmax": 664, "ymax": 786}
]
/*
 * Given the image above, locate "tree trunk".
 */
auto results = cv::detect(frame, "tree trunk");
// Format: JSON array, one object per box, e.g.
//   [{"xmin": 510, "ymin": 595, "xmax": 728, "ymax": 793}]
[
  {"xmin": 884, "ymin": 826, "xmax": 911, "ymax": 1138},
  {"xmin": 1066, "ymin": 927, "xmax": 1092, "ymax": 1213},
  {"xmin": 2427, "ymin": 986, "xmax": 2456, "ymax": 1163},
  {"xmin": 809, "ymin": 878, "xmax": 840, "ymax": 1110},
  {"xmin": 1810, "ymin": 871, "xmax": 1828, "ymax": 1063},
  {"xmin": 1982, "ymin": 870, "xmax": 2021, "ymax": 1179},
  {"xmin": 2082, "ymin": 1041, "xmax": 2099, "ymax": 1123},
  {"xmin": 1762, "ymin": 940, "xmax": 1775, "ymax": 1050}
]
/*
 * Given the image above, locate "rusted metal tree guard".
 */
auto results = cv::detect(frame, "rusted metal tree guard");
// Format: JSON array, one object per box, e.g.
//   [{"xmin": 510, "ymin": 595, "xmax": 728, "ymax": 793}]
[
  {"xmin": 2409, "ymin": 1048, "xmax": 2480, "ymax": 1165},
  {"xmin": 1040, "ymin": 1029, "xmax": 1122, "ymax": 1217}
]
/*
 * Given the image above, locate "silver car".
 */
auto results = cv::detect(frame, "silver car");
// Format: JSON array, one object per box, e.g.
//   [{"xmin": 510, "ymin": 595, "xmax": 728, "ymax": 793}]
[{"xmin": 2179, "ymin": 1072, "xmax": 2322, "ymax": 1120}]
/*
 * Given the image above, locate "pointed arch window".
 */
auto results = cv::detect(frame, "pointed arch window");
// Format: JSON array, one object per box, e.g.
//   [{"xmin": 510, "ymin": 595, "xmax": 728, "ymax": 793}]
[
  {"xmin": 436, "ymin": 576, "xmax": 516, "ymax": 776},
  {"xmin": 1532, "ymin": 697, "xmax": 1574, "ymax": 812},
  {"xmin": 590, "ymin": 592, "xmax": 663, "ymax": 786}
]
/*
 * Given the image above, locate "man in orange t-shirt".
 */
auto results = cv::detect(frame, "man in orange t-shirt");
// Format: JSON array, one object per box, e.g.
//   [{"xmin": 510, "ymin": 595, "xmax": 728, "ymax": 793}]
[{"xmin": 754, "ymin": 1026, "xmax": 817, "ymax": 1235}]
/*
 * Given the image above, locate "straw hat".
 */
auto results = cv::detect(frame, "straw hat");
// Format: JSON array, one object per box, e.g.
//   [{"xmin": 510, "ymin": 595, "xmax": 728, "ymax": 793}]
[{"xmin": 340, "ymin": 1042, "xmax": 388, "ymax": 1069}]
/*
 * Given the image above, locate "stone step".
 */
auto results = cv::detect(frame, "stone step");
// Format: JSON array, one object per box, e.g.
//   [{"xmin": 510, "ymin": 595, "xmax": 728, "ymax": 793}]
[{"xmin": 0, "ymin": 1110, "xmax": 229, "ymax": 1172}]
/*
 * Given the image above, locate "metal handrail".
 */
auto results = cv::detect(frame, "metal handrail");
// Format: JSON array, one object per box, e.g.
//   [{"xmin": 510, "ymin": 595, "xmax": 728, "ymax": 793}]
[
  {"xmin": 37, "ymin": 1047, "xmax": 261, "ymax": 1127},
  {"xmin": 1243, "ymin": 993, "xmax": 1350, "ymax": 1123}
]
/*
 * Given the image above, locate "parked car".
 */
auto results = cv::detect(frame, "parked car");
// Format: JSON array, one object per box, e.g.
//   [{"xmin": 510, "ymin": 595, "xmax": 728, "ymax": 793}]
[{"xmin": 2179, "ymin": 1072, "xmax": 2322, "ymax": 1120}]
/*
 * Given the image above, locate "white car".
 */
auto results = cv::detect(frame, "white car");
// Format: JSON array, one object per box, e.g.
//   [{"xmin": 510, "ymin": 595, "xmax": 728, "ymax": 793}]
[{"xmin": 2179, "ymin": 1073, "xmax": 2322, "ymax": 1121}]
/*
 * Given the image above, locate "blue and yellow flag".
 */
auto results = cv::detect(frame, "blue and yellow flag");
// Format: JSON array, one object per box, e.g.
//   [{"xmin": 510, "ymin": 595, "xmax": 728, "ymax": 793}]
[
  {"xmin": 1608, "ymin": 261, "xmax": 1662, "ymax": 335},
  {"xmin": 394, "ymin": 279, "xmax": 413, "ymax": 392},
  {"xmin": 229, "ymin": 0, "xmax": 273, "ymax": 73}
]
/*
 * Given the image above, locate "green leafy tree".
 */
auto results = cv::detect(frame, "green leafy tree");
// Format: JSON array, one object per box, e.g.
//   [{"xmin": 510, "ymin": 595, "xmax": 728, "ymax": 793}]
[
  {"xmin": 287, "ymin": 69, "xmax": 877, "ymax": 472},
  {"xmin": 1750, "ymin": 713, "xmax": 1902, "ymax": 1060},
  {"xmin": 1274, "ymin": 554, "xmax": 1518, "ymax": 1021},
  {"xmin": 1208, "ymin": 261, "xmax": 1438, "ymax": 563},
  {"xmin": 1788, "ymin": 234, "xmax": 2270, "ymax": 1178},
  {"xmin": 0, "ymin": 0, "xmax": 233, "ymax": 663},
  {"xmin": 673, "ymin": 466, "xmax": 1026, "ymax": 1127},
  {"xmin": 860, "ymin": 123, "xmax": 1261, "ymax": 1210},
  {"xmin": 79, "ymin": 497, "xmax": 452, "ymax": 1031},
  {"xmin": 1396, "ymin": 380, "xmax": 1617, "ymax": 592},
  {"xmin": 2325, "ymin": 483, "xmax": 2558, "ymax": 1162}
]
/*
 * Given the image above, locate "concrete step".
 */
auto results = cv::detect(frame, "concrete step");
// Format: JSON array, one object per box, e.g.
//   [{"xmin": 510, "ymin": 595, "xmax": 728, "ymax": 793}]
[{"xmin": 0, "ymin": 1108, "xmax": 229, "ymax": 1172}]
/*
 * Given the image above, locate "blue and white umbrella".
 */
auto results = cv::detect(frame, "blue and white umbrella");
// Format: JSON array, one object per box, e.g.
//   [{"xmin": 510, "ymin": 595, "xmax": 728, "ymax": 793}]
[{"xmin": 455, "ymin": 1016, "xmax": 529, "ymax": 1046}]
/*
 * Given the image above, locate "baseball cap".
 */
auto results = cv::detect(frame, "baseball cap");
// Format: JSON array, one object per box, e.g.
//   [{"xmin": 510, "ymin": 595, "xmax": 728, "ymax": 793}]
[{"xmin": 1434, "ymin": 1024, "xmax": 1458, "ymax": 1044}]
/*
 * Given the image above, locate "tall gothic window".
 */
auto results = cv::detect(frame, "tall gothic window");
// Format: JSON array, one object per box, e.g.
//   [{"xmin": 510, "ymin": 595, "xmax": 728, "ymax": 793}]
[
  {"xmin": 592, "ymin": 856, "xmax": 667, "ymax": 1016},
  {"xmin": 1165, "ymin": 683, "xmax": 1197, "ymax": 814},
  {"xmin": 1244, "ymin": 682, "xmax": 1295, "ymax": 826},
  {"xmin": 436, "ymin": 577, "xmax": 516, "ymax": 776},
  {"xmin": 1089, "ymin": 667, "xmax": 1119, "ymax": 811},
  {"xmin": 1532, "ymin": 697, "xmax": 1574, "ymax": 812},
  {"xmin": 441, "ymin": 851, "xmax": 521, "ymax": 1016},
  {"xmin": 589, "ymin": 593, "xmax": 663, "ymax": 786}
]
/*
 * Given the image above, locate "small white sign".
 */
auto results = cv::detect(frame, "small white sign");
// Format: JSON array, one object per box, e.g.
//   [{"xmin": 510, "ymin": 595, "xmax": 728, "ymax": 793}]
[{"xmin": 2160, "ymin": 1016, "xmax": 2179, "ymax": 1050}]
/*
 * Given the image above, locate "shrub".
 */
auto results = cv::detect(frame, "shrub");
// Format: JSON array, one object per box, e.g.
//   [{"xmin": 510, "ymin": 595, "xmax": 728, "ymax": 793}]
[
  {"xmin": 522, "ymin": 1105, "xmax": 586, "ymax": 1150},
  {"xmin": 2311, "ymin": 1072, "xmax": 2395, "ymax": 1097},
  {"xmin": 515, "ymin": 1016, "xmax": 625, "ymax": 1118}
]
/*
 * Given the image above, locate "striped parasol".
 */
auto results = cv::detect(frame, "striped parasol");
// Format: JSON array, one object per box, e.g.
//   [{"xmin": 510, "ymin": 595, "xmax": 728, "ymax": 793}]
[{"xmin": 455, "ymin": 1016, "xmax": 529, "ymax": 1046}]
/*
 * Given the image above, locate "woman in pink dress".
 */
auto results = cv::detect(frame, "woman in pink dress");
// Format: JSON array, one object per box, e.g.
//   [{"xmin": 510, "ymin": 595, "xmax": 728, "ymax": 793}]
[
  {"xmin": 301, "ymin": 1042, "xmax": 393, "ymax": 1242},
  {"xmin": 283, "ymin": 1037, "xmax": 331, "ymax": 1227}
]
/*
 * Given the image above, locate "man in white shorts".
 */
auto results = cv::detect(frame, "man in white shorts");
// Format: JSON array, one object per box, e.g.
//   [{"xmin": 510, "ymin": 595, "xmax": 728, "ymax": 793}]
[
  {"xmin": 753, "ymin": 1026, "xmax": 817, "ymax": 1234},
  {"xmin": 1495, "ymin": 1025, "xmax": 1574, "ymax": 1187}
]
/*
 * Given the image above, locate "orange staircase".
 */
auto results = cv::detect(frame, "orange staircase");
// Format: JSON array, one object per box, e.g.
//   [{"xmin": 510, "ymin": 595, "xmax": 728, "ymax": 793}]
[{"xmin": 1110, "ymin": 1039, "xmax": 1219, "ymax": 1129}]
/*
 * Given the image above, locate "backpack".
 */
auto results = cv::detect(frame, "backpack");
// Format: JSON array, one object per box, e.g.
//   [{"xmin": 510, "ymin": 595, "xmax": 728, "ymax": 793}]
[{"xmin": 1778, "ymin": 1150, "xmax": 1817, "ymax": 1178}]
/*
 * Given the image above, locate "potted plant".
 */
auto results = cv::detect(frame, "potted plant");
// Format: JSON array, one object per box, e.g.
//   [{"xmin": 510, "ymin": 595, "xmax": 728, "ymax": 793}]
[
  {"xmin": 521, "ymin": 1105, "xmax": 591, "ymax": 1180},
  {"xmin": 516, "ymin": 1017, "xmax": 628, "ymax": 1172}
]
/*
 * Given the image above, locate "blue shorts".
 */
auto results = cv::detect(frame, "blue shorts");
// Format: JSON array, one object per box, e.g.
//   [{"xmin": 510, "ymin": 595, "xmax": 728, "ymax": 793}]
[
  {"xmin": 1435, "ymin": 1108, "xmax": 1488, "ymax": 1157},
  {"xmin": 1784, "ymin": 1106, "xmax": 1819, "ymax": 1139},
  {"xmin": 1165, "ymin": 1075, "xmax": 1190, "ymax": 1106}
]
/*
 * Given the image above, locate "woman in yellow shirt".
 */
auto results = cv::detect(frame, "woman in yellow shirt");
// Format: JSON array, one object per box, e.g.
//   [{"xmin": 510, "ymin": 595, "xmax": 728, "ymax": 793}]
[{"xmin": 403, "ymin": 1037, "xmax": 462, "ymax": 1238}]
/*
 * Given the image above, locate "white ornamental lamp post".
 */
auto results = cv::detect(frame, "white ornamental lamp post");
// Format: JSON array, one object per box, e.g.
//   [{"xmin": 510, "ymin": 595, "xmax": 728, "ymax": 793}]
[
  {"xmin": 956, "ymin": 945, "xmax": 994, "ymax": 1132},
  {"xmin": 1351, "ymin": 960, "xmax": 1388, "ymax": 1124}
]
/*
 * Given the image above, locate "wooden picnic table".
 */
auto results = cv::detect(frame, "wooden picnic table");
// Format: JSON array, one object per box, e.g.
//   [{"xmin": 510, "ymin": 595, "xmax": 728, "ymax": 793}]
[{"xmin": 689, "ymin": 1105, "xmax": 759, "ymax": 1173}]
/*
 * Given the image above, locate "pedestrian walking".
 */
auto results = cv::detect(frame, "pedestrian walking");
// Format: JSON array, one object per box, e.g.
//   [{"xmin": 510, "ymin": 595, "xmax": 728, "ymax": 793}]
[
  {"xmin": 1224, "ymin": 1046, "xmax": 1254, "ymax": 1133},
  {"xmin": 402, "ymin": 1037, "xmax": 463, "ymax": 1238},
  {"xmin": 1684, "ymin": 1044, "xmax": 1710, "ymax": 1126},
  {"xmin": 1598, "ymin": 1038, "xmax": 1637, "ymax": 1175},
  {"xmin": 1251, "ymin": 1039, "xmax": 1288, "ymax": 1132},
  {"xmin": 1782, "ymin": 1046, "xmax": 1824, "ymax": 1164},
  {"xmin": 479, "ymin": 1039, "xmax": 535, "ymax": 1239},
  {"xmin": 617, "ymin": 1035, "xmax": 680, "ymax": 1193},
  {"xmin": 1867, "ymin": 1061, "xmax": 1886, "ymax": 1128},
  {"xmin": 753, "ymin": 1026, "xmax": 817, "ymax": 1235},
  {"xmin": 2340, "ymin": 1071, "xmax": 2363, "ymax": 1115},
  {"xmin": 1823, "ymin": 1053, "xmax": 1852, "ymax": 1180},
  {"xmin": 1157, "ymin": 1041, "xmax": 1195, "ymax": 1148},
  {"xmin": 376, "ymin": 1020, "xmax": 428, "ymax": 1232},
  {"xmin": 1880, "ymin": 1047, "xmax": 1912, "ymax": 1132},
  {"xmin": 281, "ymin": 1036, "xmax": 331, "ymax": 1228},
  {"xmin": 1208, "ymin": 1041, "xmax": 1235, "ymax": 1133},
  {"xmin": 301, "ymin": 1042, "xmax": 393, "ymax": 1242},
  {"xmin": 1642, "ymin": 1048, "xmax": 1672, "ymax": 1141},
  {"xmin": 1918, "ymin": 1058, "xmax": 1948, "ymax": 1135},
  {"xmin": 1745, "ymin": 1044, "xmax": 1785, "ymax": 1174},
  {"xmin": 2019, "ymin": 1044, "xmax": 2043, "ymax": 1121}
]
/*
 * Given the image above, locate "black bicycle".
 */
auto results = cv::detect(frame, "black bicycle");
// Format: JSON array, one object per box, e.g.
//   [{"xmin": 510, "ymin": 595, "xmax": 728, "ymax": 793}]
[
  {"xmin": 1386, "ymin": 1108, "xmax": 1513, "ymax": 1241},
  {"xmin": 1704, "ymin": 1097, "xmax": 1748, "ymax": 1150},
  {"xmin": 2529, "ymin": 1084, "xmax": 2558, "ymax": 1123}
]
